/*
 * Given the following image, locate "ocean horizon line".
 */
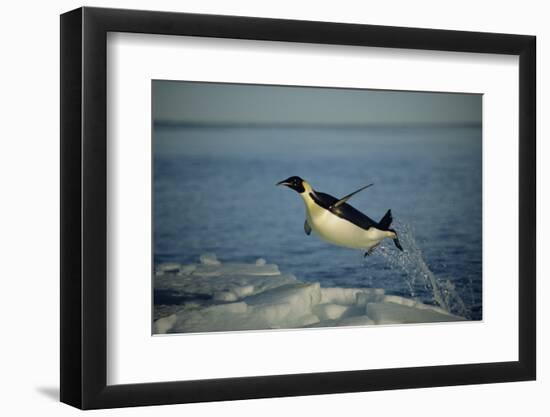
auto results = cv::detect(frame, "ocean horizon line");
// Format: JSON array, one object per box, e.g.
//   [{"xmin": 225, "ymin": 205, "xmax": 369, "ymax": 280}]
[{"xmin": 153, "ymin": 121, "xmax": 482, "ymax": 130}]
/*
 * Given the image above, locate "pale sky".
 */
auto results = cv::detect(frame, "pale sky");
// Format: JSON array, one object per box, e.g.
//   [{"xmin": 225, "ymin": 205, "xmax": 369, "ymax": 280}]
[{"xmin": 153, "ymin": 80, "xmax": 481, "ymax": 126}]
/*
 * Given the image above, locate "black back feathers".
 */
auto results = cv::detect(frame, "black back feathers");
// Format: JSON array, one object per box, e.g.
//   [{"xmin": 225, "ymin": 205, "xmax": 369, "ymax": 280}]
[
  {"xmin": 378, "ymin": 209, "xmax": 393, "ymax": 230},
  {"xmin": 310, "ymin": 191, "xmax": 378, "ymax": 231}
]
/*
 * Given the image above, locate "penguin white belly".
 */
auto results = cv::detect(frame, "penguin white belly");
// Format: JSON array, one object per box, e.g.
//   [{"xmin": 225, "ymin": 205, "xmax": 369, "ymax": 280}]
[{"xmin": 307, "ymin": 208, "xmax": 385, "ymax": 250}]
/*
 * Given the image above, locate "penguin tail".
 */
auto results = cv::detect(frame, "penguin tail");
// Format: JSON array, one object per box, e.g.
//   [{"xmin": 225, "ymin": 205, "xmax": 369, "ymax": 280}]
[
  {"xmin": 392, "ymin": 232, "xmax": 404, "ymax": 251},
  {"xmin": 380, "ymin": 210, "xmax": 403, "ymax": 251},
  {"xmin": 387, "ymin": 228, "xmax": 403, "ymax": 251},
  {"xmin": 378, "ymin": 209, "xmax": 393, "ymax": 230}
]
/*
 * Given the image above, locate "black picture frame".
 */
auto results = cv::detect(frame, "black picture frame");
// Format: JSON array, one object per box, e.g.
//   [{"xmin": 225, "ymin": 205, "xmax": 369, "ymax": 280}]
[{"xmin": 60, "ymin": 6, "xmax": 536, "ymax": 410}]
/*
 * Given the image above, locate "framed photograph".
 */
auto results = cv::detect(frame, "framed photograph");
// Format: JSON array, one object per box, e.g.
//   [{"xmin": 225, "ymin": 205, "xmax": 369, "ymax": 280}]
[{"xmin": 60, "ymin": 6, "xmax": 536, "ymax": 409}]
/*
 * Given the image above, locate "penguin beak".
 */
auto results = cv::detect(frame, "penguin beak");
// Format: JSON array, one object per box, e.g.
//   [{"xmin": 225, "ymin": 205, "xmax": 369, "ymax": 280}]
[{"xmin": 276, "ymin": 180, "xmax": 290, "ymax": 187}]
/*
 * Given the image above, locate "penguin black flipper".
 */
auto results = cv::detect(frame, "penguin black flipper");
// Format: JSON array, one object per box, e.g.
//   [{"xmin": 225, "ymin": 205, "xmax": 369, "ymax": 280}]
[
  {"xmin": 331, "ymin": 183, "xmax": 373, "ymax": 209},
  {"xmin": 304, "ymin": 220, "xmax": 312, "ymax": 235},
  {"xmin": 310, "ymin": 191, "xmax": 378, "ymax": 231}
]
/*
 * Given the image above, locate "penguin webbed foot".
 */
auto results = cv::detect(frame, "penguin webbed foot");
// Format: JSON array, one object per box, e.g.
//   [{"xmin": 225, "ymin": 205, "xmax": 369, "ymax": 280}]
[{"xmin": 364, "ymin": 244, "xmax": 380, "ymax": 257}]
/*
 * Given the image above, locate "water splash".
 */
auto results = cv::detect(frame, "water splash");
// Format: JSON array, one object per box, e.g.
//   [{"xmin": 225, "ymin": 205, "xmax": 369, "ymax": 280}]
[{"xmin": 375, "ymin": 222, "xmax": 471, "ymax": 318}]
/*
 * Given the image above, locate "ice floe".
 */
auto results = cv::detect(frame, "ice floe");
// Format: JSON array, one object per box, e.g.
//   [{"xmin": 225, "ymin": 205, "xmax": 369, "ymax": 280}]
[{"xmin": 154, "ymin": 255, "xmax": 465, "ymax": 334}]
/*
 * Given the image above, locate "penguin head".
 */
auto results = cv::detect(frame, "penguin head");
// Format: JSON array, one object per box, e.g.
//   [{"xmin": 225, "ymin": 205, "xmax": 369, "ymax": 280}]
[{"xmin": 277, "ymin": 176, "xmax": 306, "ymax": 193}]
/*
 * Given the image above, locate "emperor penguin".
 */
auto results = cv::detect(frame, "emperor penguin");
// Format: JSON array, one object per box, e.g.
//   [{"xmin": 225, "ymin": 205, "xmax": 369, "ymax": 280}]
[{"xmin": 277, "ymin": 176, "xmax": 403, "ymax": 256}]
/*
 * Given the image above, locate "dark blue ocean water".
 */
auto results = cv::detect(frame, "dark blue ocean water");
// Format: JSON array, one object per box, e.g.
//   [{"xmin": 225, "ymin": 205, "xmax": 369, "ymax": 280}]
[{"xmin": 154, "ymin": 125, "xmax": 482, "ymax": 319}]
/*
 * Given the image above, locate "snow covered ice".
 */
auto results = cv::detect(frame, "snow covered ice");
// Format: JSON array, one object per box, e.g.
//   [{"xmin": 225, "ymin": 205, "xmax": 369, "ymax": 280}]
[{"xmin": 154, "ymin": 254, "xmax": 465, "ymax": 334}]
